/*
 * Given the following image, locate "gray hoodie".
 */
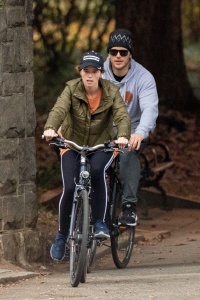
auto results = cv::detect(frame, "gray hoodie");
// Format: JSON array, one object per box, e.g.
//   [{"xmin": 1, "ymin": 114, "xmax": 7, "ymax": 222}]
[{"xmin": 103, "ymin": 57, "xmax": 159, "ymax": 139}]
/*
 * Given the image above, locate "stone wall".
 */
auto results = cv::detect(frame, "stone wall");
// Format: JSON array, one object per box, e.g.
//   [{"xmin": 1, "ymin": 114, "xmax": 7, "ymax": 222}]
[{"xmin": 0, "ymin": 0, "xmax": 43, "ymax": 266}]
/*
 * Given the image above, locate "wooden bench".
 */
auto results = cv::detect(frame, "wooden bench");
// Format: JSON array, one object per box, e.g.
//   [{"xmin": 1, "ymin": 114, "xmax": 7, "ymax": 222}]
[{"xmin": 138, "ymin": 142, "xmax": 175, "ymax": 216}]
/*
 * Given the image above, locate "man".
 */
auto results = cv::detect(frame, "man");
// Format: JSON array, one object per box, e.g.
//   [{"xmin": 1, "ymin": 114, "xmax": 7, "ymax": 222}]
[{"xmin": 103, "ymin": 29, "xmax": 159, "ymax": 226}]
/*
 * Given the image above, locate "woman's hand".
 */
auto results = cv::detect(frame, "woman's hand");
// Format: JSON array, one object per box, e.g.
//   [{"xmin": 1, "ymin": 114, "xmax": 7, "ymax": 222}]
[
  {"xmin": 115, "ymin": 137, "xmax": 129, "ymax": 149},
  {"xmin": 43, "ymin": 129, "xmax": 58, "ymax": 141},
  {"xmin": 57, "ymin": 126, "xmax": 64, "ymax": 138}
]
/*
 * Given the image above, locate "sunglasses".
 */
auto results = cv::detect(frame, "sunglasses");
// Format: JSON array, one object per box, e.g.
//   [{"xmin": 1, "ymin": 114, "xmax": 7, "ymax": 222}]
[{"xmin": 109, "ymin": 49, "xmax": 129, "ymax": 57}]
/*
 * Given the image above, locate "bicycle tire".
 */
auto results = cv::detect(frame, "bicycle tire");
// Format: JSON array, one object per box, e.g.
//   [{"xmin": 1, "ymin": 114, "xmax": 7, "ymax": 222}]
[
  {"xmin": 80, "ymin": 256, "xmax": 87, "ymax": 283},
  {"xmin": 87, "ymin": 238, "xmax": 97, "ymax": 273},
  {"xmin": 81, "ymin": 224, "xmax": 97, "ymax": 278},
  {"xmin": 70, "ymin": 189, "xmax": 89, "ymax": 287},
  {"xmin": 110, "ymin": 181, "xmax": 135, "ymax": 268}
]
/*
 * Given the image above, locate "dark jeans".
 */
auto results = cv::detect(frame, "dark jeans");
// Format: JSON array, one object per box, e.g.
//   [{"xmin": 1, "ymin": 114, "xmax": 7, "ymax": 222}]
[
  {"xmin": 58, "ymin": 149, "xmax": 113, "ymax": 236},
  {"xmin": 119, "ymin": 139, "xmax": 148, "ymax": 207}
]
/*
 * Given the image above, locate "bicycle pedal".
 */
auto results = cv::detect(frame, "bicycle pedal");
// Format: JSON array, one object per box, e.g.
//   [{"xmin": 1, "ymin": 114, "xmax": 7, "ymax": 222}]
[{"xmin": 65, "ymin": 249, "xmax": 70, "ymax": 257}]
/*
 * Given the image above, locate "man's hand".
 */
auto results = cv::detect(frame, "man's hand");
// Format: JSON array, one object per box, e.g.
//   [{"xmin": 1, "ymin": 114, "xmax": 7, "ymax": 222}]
[
  {"xmin": 129, "ymin": 133, "xmax": 144, "ymax": 150},
  {"xmin": 43, "ymin": 129, "xmax": 58, "ymax": 141},
  {"xmin": 115, "ymin": 137, "xmax": 129, "ymax": 149}
]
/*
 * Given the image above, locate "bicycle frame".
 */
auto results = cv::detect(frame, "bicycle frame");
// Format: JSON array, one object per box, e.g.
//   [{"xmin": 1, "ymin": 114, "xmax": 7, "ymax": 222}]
[
  {"xmin": 48, "ymin": 138, "xmax": 134, "ymax": 283},
  {"xmin": 105, "ymin": 154, "xmax": 135, "ymax": 268},
  {"xmin": 49, "ymin": 138, "xmax": 107, "ymax": 287},
  {"xmin": 69, "ymin": 148, "xmax": 91, "ymax": 240}
]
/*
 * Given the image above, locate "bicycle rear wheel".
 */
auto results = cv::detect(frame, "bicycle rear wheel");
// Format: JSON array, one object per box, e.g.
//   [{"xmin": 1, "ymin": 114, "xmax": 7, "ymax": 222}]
[
  {"xmin": 70, "ymin": 189, "xmax": 89, "ymax": 287},
  {"xmin": 81, "ymin": 224, "xmax": 97, "ymax": 279},
  {"xmin": 87, "ymin": 236, "xmax": 97, "ymax": 273},
  {"xmin": 110, "ymin": 182, "xmax": 135, "ymax": 268}
]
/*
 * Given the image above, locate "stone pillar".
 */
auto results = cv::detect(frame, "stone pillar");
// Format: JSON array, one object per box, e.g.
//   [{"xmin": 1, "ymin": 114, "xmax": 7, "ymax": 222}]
[{"xmin": 0, "ymin": 0, "xmax": 43, "ymax": 266}]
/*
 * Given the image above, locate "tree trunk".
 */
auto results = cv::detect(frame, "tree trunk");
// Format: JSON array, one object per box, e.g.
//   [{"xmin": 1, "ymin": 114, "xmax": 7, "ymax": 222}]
[{"xmin": 115, "ymin": 0, "xmax": 198, "ymax": 111}]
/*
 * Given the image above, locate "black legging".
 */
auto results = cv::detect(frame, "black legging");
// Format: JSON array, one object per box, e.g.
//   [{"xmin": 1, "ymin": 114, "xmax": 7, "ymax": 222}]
[{"xmin": 58, "ymin": 149, "xmax": 114, "ymax": 236}]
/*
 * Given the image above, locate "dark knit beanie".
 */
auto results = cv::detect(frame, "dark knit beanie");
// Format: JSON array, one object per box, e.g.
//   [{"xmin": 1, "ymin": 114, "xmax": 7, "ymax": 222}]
[{"xmin": 107, "ymin": 29, "xmax": 134, "ymax": 54}]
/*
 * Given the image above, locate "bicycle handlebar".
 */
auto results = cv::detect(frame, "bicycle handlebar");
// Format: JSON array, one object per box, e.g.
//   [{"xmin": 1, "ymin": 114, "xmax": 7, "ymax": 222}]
[
  {"xmin": 42, "ymin": 136, "xmax": 126, "ymax": 153},
  {"xmin": 53, "ymin": 137, "xmax": 105, "ymax": 151}
]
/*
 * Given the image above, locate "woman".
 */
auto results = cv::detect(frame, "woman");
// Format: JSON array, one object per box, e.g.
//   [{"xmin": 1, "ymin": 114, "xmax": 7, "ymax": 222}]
[{"xmin": 43, "ymin": 51, "xmax": 131, "ymax": 261}]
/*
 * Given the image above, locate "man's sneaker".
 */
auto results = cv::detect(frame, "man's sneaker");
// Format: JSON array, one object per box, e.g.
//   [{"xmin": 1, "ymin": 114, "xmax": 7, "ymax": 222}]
[
  {"xmin": 50, "ymin": 232, "xmax": 67, "ymax": 261},
  {"xmin": 119, "ymin": 204, "xmax": 138, "ymax": 226},
  {"xmin": 94, "ymin": 220, "xmax": 110, "ymax": 238}
]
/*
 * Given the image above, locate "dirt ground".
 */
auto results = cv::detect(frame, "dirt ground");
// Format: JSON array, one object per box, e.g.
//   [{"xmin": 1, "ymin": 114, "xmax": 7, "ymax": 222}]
[{"xmin": 149, "ymin": 107, "xmax": 200, "ymax": 203}]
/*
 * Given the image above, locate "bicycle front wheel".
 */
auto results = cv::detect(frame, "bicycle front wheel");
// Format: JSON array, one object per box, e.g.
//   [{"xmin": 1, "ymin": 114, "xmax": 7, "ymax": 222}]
[
  {"xmin": 110, "ymin": 183, "xmax": 135, "ymax": 268},
  {"xmin": 70, "ymin": 189, "xmax": 89, "ymax": 287}
]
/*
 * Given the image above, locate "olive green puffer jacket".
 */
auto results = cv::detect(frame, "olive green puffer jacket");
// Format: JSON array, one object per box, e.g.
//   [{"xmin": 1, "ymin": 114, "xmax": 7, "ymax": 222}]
[{"xmin": 44, "ymin": 78, "xmax": 131, "ymax": 146}]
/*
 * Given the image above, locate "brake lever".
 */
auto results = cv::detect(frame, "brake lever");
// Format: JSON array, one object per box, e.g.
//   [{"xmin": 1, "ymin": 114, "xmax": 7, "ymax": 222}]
[
  {"xmin": 104, "ymin": 149, "xmax": 124, "ymax": 153},
  {"xmin": 49, "ymin": 141, "xmax": 67, "ymax": 149}
]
